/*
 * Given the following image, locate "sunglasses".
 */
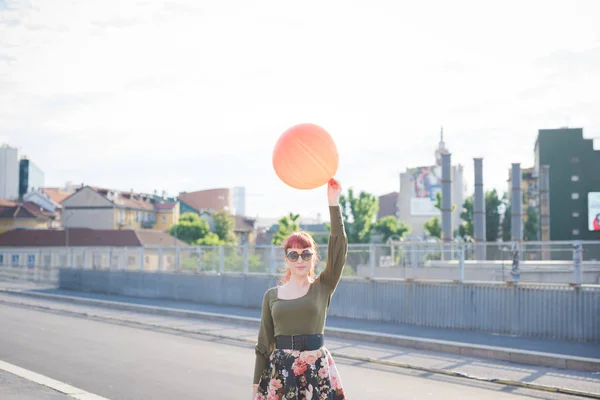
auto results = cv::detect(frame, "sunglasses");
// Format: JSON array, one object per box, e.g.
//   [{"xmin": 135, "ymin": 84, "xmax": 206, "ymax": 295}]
[{"xmin": 286, "ymin": 250, "xmax": 314, "ymax": 262}]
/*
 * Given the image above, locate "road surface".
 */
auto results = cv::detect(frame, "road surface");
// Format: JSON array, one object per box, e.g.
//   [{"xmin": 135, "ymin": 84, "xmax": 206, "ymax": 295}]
[{"xmin": 0, "ymin": 303, "xmax": 587, "ymax": 400}]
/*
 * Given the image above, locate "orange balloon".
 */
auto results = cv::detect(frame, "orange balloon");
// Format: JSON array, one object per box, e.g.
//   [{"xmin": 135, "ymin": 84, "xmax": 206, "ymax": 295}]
[{"xmin": 272, "ymin": 123, "xmax": 339, "ymax": 190}]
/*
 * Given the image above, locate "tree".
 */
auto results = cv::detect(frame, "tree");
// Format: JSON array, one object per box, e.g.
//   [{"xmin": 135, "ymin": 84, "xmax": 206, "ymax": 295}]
[
  {"xmin": 271, "ymin": 213, "xmax": 301, "ymax": 245},
  {"xmin": 169, "ymin": 212, "xmax": 209, "ymax": 244},
  {"xmin": 212, "ymin": 210, "xmax": 237, "ymax": 245},
  {"xmin": 485, "ymin": 189, "xmax": 503, "ymax": 242},
  {"xmin": 339, "ymin": 188, "xmax": 379, "ymax": 243},
  {"xmin": 372, "ymin": 216, "xmax": 411, "ymax": 242},
  {"xmin": 424, "ymin": 217, "xmax": 441, "ymax": 238},
  {"xmin": 458, "ymin": 195, "xmax": 474, "ymax": 240},
  {"xmin": 524, "ymin": 205, "xmax": 539, "ymax": 241},
  {"xmin": 502, "ymin": 204, "xmax": 511, "ymax": 241},
  {"xmin": 196, "ymin": 232, "xmax": 225, "ymax": 246}
]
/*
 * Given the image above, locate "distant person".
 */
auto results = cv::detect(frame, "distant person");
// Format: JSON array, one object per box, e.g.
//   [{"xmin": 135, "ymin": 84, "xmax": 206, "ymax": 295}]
[
  {"xmin": 252, "ymin": 179, "xmax": 348, "ymax": 400},
  {"xmin": 594, "ymin": 213, "xmax": 600, "ymax": 231}
]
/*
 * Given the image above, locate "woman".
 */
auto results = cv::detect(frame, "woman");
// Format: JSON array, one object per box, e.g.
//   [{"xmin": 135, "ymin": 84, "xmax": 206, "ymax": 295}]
[{"xmin": 252, "ymin": 178, "xmax": 348, "ymax": 400}]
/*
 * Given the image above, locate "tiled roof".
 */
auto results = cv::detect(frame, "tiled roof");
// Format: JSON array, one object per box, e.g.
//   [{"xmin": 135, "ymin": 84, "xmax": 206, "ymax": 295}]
[
  {"xmin": 154, "ymin": 202, "xmax": 177, "ymax": 211},
  {"xmin": 178, "ymin": 188, "xmax": 231, "ymax": 213},
  {"xmin": 0, "ymin": 228, "xmax": 189, "ymax": 247},
  {"xmin": 0, "ymin": 198, "xmax": 17, "ymax": 207},
  {"xmin": 41, "ymin": 188, "xmax": 72, "ymax": 204},
  {"xmin": 0, "ymin": 202, "xmax": 54, "ymax": 220}
]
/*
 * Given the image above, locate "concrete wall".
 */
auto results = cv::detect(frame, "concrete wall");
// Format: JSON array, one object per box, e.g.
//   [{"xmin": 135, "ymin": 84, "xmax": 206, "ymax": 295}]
[{"xmin": 59, "ymin": 269, "xmax": 600, "ymax": 342}]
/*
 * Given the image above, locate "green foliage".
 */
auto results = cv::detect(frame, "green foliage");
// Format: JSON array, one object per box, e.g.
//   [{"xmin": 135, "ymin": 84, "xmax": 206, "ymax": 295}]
[
  {"xmin": 271, "ymin": 213, "xmax": 301, "ymax": 245},
  {"xmin": 169, "ymin": 212, "xmax": 209, "ymax": 244},
  {"xmin": 181, "ymin": 248, "xmax": 264, "ymax": 273},
  {"xmin": 424, "ymin": 216, "xmax": 441, "ymax": 238},
  {"xmin": 372, "ymin": 216, "xmax": 410, "ymax": 242},
  {"xmin": 485, "ymin": 189, "xmax": 503, "ymax": 242},
  {"xmin": 458, "ymin": 195, "xmax": 474, "ymax": 240},
  {"xmin": 524, "ymin": 205, "xmax": 539, "ymax": 241},
  {"xmin": 212, "ymin": 210, "xmax": 237, "ymax": 244},
  {"xmin": 434, "ymin": 191, "xmax": 457, "ymax": 212},
  {"xmin": 196, "ymin": 232, "xmax": 225, "ymax": 246},
  {"xmin": 339, "ymin": 188, "xmax": 379, "ymax": 243},
  {"xmin": 502, "ymin": 204, "xmax": 512, "ymax": 241}
]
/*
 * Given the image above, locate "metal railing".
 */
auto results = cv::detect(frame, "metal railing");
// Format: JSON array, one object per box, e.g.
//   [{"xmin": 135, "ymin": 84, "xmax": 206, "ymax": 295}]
[{"xmin": 1, "ymin": 240, "xmax": 599, "ymax": 284}]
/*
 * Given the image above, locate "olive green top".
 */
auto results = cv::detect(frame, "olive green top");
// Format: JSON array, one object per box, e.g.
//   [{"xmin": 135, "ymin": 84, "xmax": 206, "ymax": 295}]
[{"xmin": 253, "ymin": 205, "xmax": 348, "ymax": 384}]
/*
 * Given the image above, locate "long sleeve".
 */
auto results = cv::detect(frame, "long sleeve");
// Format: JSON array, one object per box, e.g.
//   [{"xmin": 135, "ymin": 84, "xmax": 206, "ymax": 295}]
[
  {"xmin": 253, "ymin": 289, "xmax": 275, "ymax": 384},
  {"xmin": 319, "ymin": 205, "xmax": 348, "ymax": 292}
]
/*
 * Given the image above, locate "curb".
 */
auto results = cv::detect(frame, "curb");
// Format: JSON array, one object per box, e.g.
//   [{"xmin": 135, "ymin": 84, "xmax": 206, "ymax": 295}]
[{"xmin": 2, "ymin": 288, "xmax": 599, "ymax": 375}]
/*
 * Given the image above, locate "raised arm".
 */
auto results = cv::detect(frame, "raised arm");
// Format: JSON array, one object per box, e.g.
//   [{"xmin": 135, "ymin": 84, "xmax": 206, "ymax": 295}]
[
  {"xmin": 319, "ymin": 179, "xmax": 348, "ymax": 291},
  {"xmin": 253, "ymin": 289, "xmax": 275, "ymax": 386}
]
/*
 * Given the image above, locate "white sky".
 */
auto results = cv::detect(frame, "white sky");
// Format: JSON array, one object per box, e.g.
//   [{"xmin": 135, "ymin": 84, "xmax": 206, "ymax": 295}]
[{"xmin": 1, "ymin": 0, "xmax": 599, "ymax": 221}]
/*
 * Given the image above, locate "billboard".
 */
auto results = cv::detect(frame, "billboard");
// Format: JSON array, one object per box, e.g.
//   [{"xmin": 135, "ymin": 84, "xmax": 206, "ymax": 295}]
[
  {"xmin": 589, "ymin": 192, "xmax": 600, "ymax": 231},
  {"xmin": 408, "ymin": 165, "xmax": 442, "ymax": 216}
]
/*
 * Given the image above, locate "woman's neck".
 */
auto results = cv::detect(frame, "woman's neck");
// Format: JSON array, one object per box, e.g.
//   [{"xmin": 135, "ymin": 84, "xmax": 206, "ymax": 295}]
[{"xmin": 288, "ymin": 274, "xmax": 311, "ymax": 287}]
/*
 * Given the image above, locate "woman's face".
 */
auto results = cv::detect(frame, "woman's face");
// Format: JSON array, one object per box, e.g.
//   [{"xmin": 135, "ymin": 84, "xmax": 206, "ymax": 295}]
[{"xmin": 284, "ymin": 247, "xmax": 315, "ymax": 278}]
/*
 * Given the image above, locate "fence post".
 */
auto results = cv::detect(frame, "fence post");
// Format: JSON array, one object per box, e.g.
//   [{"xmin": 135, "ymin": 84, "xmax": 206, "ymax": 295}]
[
  {"xmin": 572, "ymin": 240, "xmax": 582, "ymax": 286},
  {"xmin": 219, "ymin": 246, "xmax": 225, "ymax": 274},
  {"xmin": 243, "ymin": 244, "xmax": 249, "ymax": 274},
  {"xmin": 457, "ymin": 243, "xmax": 465, "ymax": 282},
  {"xmin": 196, "ymin": 246, "xmax": 202, "ymax": 273},
  {"xmin": 158, "ymin": 248, "xmax": 163, "ymax": 271},
  {"xmin": 176, "ymin": 246, "xmax": 181, "ymax": 272},
  {"xmin": 369, "ymin": 243, "xmax": 376, "ymax": 278},
  {"xmin": 511, "ymin": 242, "xmax": 521, "ymax": 282},
  {"xmin": 270, "ymin": 245, "xmax": 277, "ymax": 275},
  {"xmin": 139, "ymin": 247, "xmax": 144, "ymax": 271}
]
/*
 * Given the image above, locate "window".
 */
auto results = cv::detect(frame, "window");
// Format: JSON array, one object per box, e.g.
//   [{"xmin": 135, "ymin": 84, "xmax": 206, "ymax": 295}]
[
  {"xmin": 0, "ymin": 254, "xmax": 3, "ymax": 264},
  {"xmin": 572, "ymin": 211, "xmax": 580, "ymax": 218},
  {"xmin": 571, "ymin": 175, "xmax": 579, "ymax": 182},
  {"xmin": 162, "ymin": 215, "xmax": 166, "ymax": 223},
  {"xmin": 11, "ymin": 254, "xmax": 20, "ymax": 265},
  {"xmin": 128, "ymin": 256, "xmax": 136, "ymax": 266},
  {"xmin": 26, "ymin": 254, "xmax": 36, "ymax": 265},
  {"xmin": 572, "ymin": 193, "xmax": 579, "ymax": 199},
  {"xmin": 573, "ymin": 229, "xmax": 580, "ymax": 235}
]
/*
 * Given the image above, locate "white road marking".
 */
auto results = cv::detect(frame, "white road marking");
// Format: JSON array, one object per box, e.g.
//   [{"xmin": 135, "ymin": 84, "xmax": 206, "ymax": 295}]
[{"xmin": 0, "ymin": 359, "xmax": 110, "ymax": 400}]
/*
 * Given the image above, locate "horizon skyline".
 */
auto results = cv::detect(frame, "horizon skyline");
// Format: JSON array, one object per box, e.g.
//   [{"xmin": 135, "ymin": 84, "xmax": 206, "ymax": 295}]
[{"xmin": 6, "ymin": 124, "xmax": 591, "ymax": 223}]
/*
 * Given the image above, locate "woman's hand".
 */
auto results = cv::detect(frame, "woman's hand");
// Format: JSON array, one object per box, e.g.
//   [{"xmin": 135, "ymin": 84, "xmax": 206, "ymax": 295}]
[{"xmin": 327, "ymin": 178, "xmax": 342, "ymax": 206}]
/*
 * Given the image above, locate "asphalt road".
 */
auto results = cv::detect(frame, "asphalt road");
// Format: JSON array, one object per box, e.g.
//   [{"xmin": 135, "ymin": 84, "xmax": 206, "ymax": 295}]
[{"xmin": 0, "ymin": 303, "xmax": 584, "ymax": 400}]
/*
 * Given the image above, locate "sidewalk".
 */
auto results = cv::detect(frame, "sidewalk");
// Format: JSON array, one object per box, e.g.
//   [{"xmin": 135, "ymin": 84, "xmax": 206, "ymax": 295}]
[{"xmin": 1, "ymin": 285, "xmax": 599, "ymax": 397}]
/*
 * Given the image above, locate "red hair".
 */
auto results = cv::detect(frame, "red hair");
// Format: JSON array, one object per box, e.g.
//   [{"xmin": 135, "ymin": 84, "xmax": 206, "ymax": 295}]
[{"xmin": 280, "ymin": 231, "xmax": 319, "ymax": 285}]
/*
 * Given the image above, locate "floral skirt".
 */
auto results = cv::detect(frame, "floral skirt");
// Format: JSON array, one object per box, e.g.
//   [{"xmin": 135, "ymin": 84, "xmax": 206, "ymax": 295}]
[{"xmin": 255, "ymin": 347, "xmax": 346, "ymax": 400}]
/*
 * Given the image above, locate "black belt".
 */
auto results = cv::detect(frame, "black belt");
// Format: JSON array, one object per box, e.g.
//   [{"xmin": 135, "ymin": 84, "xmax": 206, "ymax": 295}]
[{"xmin": 275, "ymin": 334, "xmax": 324, "ymax": 351}]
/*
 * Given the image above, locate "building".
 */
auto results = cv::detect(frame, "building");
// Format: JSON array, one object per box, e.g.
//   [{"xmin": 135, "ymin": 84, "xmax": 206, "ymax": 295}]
[
  {"xmin": 377, "ymin": 192, "xmax": 399, "ymax": 220},
  {"xmin": 397, "ymin": 128, "xmax": 465, "ymax": 237},
  {"xmin": 507, "ymin": 167, "xmax": 538, "ymax": 210},
  {"xmin": 232, "ymin": 186, "xmax": 246, "ymax": 216},
  {"xmin": 534, "ymin": 127, "xmax": 600, "ymax": 241},
  {"xmin": 0, "ymin": 144, "xmax": 19, "ymax": 201},
  {"xmin": 19, "ymin": 157, "xmax": 45, "ymax": 199},
  {"xmin": 0, "ymin": 228, "xmax": 188, "ymax": 271},
  {"xmin": 0, "ymin": 198, "xmax": 57, "ymax": 233},
  {"xmin": 178, "ymin": 188, "xmax": 232, "ymax": 215},
  {"xmin": 60, "ymin": 186, "xmax": 180, "ymax": 232}
]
